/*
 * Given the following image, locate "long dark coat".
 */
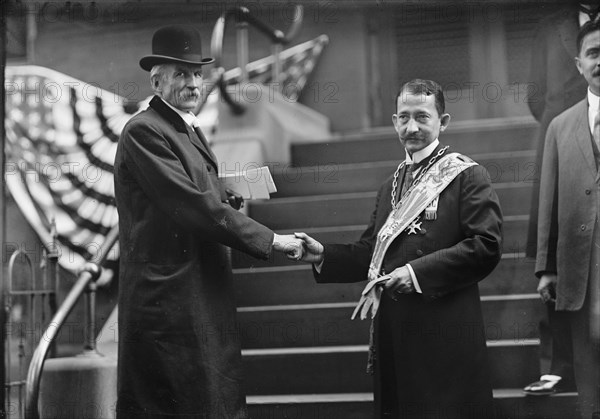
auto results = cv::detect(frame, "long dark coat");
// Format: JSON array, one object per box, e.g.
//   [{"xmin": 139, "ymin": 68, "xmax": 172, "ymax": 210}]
[
  {"xmin": 114, "ymin": 96, "xmax": 274, "ymax": 418},
  {"xmin": 315, "ymin": 144, "xmax": 503, "ymax": 419}
]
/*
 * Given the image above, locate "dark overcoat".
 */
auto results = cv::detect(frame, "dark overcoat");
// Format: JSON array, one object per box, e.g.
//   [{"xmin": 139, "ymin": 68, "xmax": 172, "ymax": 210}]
[
  {"xmin": 114, "ymin": 96, "xmax": 274, "ymax": 418},
  {"xmin": 315, "ymin": 145, "xmax": 503, "ymax": 419}
]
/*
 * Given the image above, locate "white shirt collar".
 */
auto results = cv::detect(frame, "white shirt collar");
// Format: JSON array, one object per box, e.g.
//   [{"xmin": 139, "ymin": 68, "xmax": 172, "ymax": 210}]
[
  {"xmin": 588, "ymin": 88, "xmax": 600, "ymax": 114},
  {"xmin": 160, "ymin": 97, "xmax": 198, "ymax": 127},
  {"xmin": 579, "ymin": 10, "xmax": 591, "ymax": 27},
  {"xmin": 587, "ymin": 88, "xmax": 600, "ymax": 134},
  {"xmin": 405, "ymin": 139, "xmax": 440, "ymax": 165}
]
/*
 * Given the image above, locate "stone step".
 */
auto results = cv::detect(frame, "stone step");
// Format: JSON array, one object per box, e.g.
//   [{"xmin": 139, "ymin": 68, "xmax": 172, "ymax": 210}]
[
  {"xmin": 236, "ymin": 294, "xmax": 542, "ymax": 349},
  {"xmin": 272, "ymin": 150, "xmax": 538, "ymax": 198},
  {"xmin": 248, "ymin": 183, "xmax": 532, "ymax": 230},
  {"xmin": 291, "ymin": 118, "xmax": 537, "ymax": 167},
  {"xmin": 231, "ymin": 215, "xmax": 532, "ymax": 269},
  {"xmin": 246, "ymin": 390, "xmax": 580, "ymax": 419},
  {"xmin": 242, "ymin": 340, "xmax": 540, "ymax": 395},
  {"xmin": 234, "ymin": 254, "xmax": 538, "ymax": 306}
]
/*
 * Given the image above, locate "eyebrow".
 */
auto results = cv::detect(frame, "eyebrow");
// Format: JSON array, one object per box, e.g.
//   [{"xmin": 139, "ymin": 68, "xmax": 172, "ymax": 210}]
[{"xmin": 398, "ymin": 110, "xmax": 431, "ymax": 115}]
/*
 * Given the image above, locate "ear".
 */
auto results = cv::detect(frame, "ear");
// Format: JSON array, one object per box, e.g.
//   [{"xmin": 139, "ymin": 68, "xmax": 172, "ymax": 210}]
[
  {"xmin": 439, "ymin": 113, "xmax": 451, "ymax": 132},
  {"xmin": 151, "ymin": 76, "xmax": 162, "ymax": 93},
  {"xmin": 392, "ymin": 114, "xmax": 400, "ymax": 133},
  {"xmin": 575, "ymin": 57, "xmax": 584, "ymax": 75}
]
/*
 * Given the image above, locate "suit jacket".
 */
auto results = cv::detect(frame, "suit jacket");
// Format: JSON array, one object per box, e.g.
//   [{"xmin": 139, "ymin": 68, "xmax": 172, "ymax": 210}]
[
  {"xmin": 526, "ymin": 7, "xmax": 588, "ymax": 257},
  {"xmin": 536, "ymin": 98, "xmax": 599, "ymax": 311},
  {"xmin": 315, "ymin": 144, "xmax": 503, "ymax": 416},
  {"xmin": 114, "ymin": 96, "xmax": 274, "ymax": 418}
]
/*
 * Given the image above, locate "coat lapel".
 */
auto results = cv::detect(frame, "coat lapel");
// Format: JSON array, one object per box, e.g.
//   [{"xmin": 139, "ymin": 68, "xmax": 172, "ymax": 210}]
[
  {"xmin": 573, "ymin": 101, "xmax": 598, "ymax": 178},
  {"xmin": 189, "ymin": 125, "xmax": 219, "ymax": 170},
  {"xmin": 149, "ymin": 96, "xmax": 218, "ymax": 171}
]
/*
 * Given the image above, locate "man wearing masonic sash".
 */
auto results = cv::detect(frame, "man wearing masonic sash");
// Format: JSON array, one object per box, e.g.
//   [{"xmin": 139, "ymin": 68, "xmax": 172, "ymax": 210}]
[{"xmin": 295, "ymin": 79, "xmax": 503, "ymax": 419}]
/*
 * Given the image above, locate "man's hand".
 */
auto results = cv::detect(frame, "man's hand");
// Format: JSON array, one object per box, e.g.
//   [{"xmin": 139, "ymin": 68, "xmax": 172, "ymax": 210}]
[
  {"xmin": 293, "ymin": 232, "xmax": 324, "ymax": 264},
  {"xmin": 537, "ymin": 273, "xmax": 557, "ymax": 304},
  {"xmin": 225, "ymin": 188, "xmax": 244, "ymax": 210},
  {"xmin": 382, "ymin": 266, "xmax": 415, "ymax": 301},
  {"xmin": 273, "ymin": 233, "xmax": 304, "ymax": 260}
]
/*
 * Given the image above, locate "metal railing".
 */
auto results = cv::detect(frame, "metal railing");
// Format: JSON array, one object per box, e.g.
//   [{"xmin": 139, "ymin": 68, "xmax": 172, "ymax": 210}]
[
  {"xmin": 5, "ymin": 222, "xmax": 60, "ymax": 419},
  {"xmin": 210, "ymin": 5, "xmax": 303, "ymax": 115},
  {"xmin": 23, "ymin": 225, "xmax": 119, "ymax": 419}
]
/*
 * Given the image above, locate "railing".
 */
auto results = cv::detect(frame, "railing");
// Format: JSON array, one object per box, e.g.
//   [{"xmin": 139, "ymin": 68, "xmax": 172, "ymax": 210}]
[
  {"xmin": 23, "ymin": 225, "xmax": 119, "ymax": 419},
  {"xmin": 5, "ymin": 222, "xmax": 60, "ymax": 419},
  {"xmin": 210, "ymin": 5, "xmax": 303, "ymax": 115}
]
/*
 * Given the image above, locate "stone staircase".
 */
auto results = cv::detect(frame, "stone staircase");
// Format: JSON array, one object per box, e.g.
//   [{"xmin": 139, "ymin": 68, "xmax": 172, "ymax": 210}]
[{"xmin": 235, "ymin": 118, "xmax": 581, "ymax": 419}]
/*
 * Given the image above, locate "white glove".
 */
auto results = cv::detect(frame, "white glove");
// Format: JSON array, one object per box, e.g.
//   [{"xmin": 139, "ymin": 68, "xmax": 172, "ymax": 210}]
[{"xmin": 351, "ymin": 275, "xmax": 390, "ymax": 320}]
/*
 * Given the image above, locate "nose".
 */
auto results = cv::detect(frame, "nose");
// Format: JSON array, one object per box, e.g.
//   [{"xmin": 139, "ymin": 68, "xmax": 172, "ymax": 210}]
[
  {"xmin": 186, "ymin": 74, "xmax": 201, "ymax": 88},
  {"xmin": 406, "ymin": 118, "xmax": 419, "ymax": 133}
]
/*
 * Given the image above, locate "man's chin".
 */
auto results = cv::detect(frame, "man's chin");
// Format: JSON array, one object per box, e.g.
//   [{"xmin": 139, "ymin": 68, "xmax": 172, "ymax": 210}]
[
  {"xmin": 402, "ymin": 139, "xmax": 426, "ymax": 152},
  {"xmin": 179, "ymin": 100, "xmax": 200, "ymax": 112}
]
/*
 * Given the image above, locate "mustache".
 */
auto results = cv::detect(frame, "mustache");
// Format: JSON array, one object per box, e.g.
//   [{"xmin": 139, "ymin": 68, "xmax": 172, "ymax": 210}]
[
  {"xmin": 180, "ymin": 90, "xmax": 200, "ymax": 100},
  {"xmin": 403, "ymin": 134, "xmax": 424, "ymax": 141}
]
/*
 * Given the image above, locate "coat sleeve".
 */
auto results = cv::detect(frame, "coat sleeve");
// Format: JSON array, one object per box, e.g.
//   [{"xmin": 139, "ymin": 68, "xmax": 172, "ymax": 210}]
[
  {"xmin": 535, "ymin": 119, "xmax": 560, "ymax": 276},
  {"xmin": 408, "ymin": 165, "xmax": 503, "ymax": 298},
  {"xmin": 315, "ymin": 187, "xmax": 385, "ymax": 284},
  {"xmin": 120, "ymin": 119, "xmax": 274, "ymax": 259}
]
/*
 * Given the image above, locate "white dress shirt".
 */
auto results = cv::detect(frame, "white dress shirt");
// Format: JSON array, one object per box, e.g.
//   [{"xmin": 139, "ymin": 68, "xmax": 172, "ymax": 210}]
[{"xmin": 587, "ymin": 88, "xmax": 600, "ymax": 135}]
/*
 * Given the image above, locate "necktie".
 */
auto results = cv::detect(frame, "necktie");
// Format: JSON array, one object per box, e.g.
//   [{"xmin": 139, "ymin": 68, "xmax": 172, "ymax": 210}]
[
  {"xmin": 402, "ymin": 163, "xmax": 414, "ymax": 195},
  {"xmin": 594, "ymin": 109, "xmax": 600, "ymax": 151},
  {"xmin": 191, "ymin": 120, "xmax": 218, "ymax": 164},
  {"xmin": 191, "ymin": 119, "xmax": 212, "ymax": 147}
]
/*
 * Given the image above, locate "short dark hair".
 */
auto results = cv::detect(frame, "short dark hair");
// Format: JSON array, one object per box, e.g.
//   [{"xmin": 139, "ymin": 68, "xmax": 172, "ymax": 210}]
[
  {"xmin": 395, "ymin": 79, "xmax": 445, "ymax": 116},
  {"xmin": 577, "ymin": 18, "xmax": 600, "ymax": 55}
]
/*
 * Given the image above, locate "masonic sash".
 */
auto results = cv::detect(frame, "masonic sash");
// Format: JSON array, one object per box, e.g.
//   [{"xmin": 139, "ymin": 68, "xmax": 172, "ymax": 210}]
[
  {"xmin": 368, "ymin": 152, "xmax": 477, "ymax": 281},
  {"xmin": 351, "ymin": 152, "xmax": 478, "ymax": 321}
]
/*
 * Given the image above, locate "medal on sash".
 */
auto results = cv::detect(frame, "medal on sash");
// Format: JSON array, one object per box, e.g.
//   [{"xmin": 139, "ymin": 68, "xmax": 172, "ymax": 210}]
[{"xmin": 351, "ymin": 151, "xmax": 477, "ymax": 320}]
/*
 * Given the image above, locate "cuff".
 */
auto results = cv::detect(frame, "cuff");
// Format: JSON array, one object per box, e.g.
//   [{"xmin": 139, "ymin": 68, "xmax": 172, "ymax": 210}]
[
  {"xmin": 314, "ymin": 260, "xmax": 324, "ymax": 274},
  {"xmin": 406, "ymin": 264, "xmax": 422, "ymax": 293}
]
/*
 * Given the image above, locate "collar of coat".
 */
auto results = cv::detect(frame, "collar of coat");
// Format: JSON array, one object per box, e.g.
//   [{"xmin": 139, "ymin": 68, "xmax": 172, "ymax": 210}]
[
  {"xmin": 148, "ymin": 95, "xmax": 219, "ymax": 171},
  {"xmin": 149, "ymin": 95, "xmax": 190, "ymax": 133}
]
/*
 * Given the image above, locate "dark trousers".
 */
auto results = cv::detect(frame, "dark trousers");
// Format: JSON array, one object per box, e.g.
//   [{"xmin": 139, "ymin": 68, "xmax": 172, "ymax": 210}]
[
  {"xmin": 569, "ymin": 298, "xmax": 600, "ymax": 419},
  {"xmin": 539, "ymin": 303, "xmax": 576, "ymax": 385}
]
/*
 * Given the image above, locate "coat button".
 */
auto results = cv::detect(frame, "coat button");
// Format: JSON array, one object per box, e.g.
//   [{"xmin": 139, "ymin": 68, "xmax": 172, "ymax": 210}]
[
  {"xmin": 586, "ymin": 189, "xmax": 592, "ymax": 195},
  {"xmin": 416, "ymin": 249, "xmax": 424, "ymax": 257},
  {"xmin": 581, "ymin": 224, "xmax": 587, "ymax": 231}
]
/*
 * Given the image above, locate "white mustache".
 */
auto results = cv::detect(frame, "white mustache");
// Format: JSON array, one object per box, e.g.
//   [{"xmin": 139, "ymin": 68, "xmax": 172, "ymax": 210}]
[{"xmin": 180, "ymin": 91, "xmax": 200, "ymax": 100}]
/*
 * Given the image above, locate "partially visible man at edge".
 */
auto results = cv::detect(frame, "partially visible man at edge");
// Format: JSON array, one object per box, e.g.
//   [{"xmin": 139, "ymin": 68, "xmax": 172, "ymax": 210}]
[
  {"xmin": 536, "ymin": 18, "xmax": 600, "ymax": 419},
  {"xmin": 113, "ymin": 25, "xmax": 302, "ymax": 419},
  {"xmin": 295, "ymin": 79, "xmax": 503, "ymax": 419}
]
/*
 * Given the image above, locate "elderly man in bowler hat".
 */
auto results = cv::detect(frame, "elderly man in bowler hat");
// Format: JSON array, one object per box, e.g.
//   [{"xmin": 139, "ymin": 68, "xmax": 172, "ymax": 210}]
[{"xmin": 114, "ymin": 25, "xmax": 302, "ymax": 418}]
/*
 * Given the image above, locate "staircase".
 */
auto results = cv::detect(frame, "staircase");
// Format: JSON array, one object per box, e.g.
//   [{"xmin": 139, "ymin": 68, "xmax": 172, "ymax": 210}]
[{"xmin": 234, "ymin": 118, "xmax": 581, "ymax": 419}]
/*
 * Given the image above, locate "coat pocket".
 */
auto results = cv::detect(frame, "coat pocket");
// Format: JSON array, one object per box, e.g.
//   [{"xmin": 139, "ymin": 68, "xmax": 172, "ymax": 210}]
[{"xmin": 142, "ymin": 262, "xmax": 190, "ymax": 282}]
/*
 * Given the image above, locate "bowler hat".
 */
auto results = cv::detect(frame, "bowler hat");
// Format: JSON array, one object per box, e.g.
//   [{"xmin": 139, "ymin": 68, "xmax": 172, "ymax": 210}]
[{"xmin": 140, "ymin": 25, "xmax": 214, "ymax": 71}]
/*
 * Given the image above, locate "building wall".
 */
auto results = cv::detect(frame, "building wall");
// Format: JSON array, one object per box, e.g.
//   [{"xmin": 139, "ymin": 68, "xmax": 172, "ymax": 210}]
[
  {"xmin": 6, "ymin": 1, "xmax": 568, "ymax": 130},
  {"xmin": 13, "ymin": 2, "xmax": 369, "ymax": 132}
]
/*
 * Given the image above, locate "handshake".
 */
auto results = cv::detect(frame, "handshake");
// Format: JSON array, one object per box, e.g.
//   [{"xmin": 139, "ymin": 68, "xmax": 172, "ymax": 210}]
[{"xmin": 272, "ymin": 232, "xmax": 324, "ymax": 263}]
